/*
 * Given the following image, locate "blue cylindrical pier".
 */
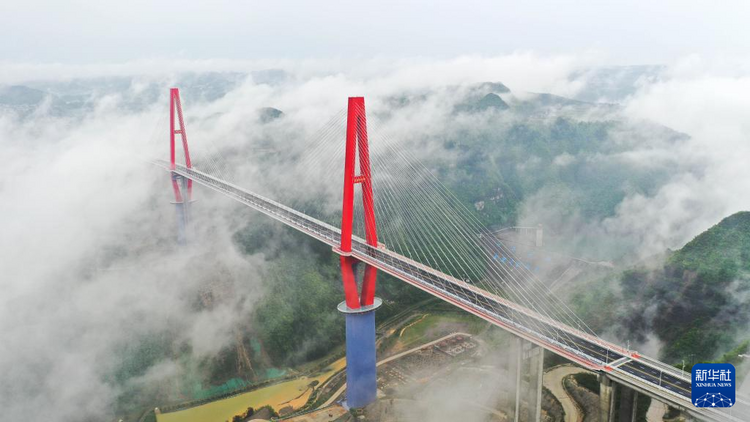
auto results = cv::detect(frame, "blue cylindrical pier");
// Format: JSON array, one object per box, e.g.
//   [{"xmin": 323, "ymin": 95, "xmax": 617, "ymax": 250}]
[
  {"xmin": 171, "ymin": 174, "xmax": 192, "ymax": 245},
  {"xmin": 338, "ymin": 298, "xmax": 381, "ymax": 409},
  {"xmin": 174, "ymin": 201, "xmax": 187, "ymax": 244}
]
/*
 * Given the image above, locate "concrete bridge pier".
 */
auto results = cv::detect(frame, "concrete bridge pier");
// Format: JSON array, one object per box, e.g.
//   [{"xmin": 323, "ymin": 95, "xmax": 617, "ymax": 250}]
[
  {"xmin": 513, "ymin": 338, "xmax": 544, "ymax": 422},
  {"xmin": 599, "ymin": 374, "xmax": 640, "ymax": 422},
  {"xmin": 599, "ymin": 374, "xmax": 617, "ymax": 422},
  {"xmin": 535, "ymin": 224, "xmax": 543, "ymax": 248},
  {"xmin": 171, "ymin": 174, "xmax": 192, "ymax": 244},
  {"xmin": 619, "ymin": 387, "xmax": 638, "ymax": 422},
  {"xmin": 337, "ymin": 298, "xmax": 382, "ymax": 410},
  {"xmin": 172, "ymin": 200, "xmax": 188, "ymax": 244}
]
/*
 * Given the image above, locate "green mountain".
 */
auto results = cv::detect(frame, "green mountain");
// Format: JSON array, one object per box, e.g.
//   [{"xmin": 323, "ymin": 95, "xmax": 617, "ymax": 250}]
[
  {"xmin": 476, "ymin": 93, "xmax": 510, "ymax": 111},
  {"xmin": 615, "ymin": 212, "xmax": 750, "ymax": 363},
  {"xmin": 80, "ymin": 77, "xmax": 720, "ymax": 415},
  {"xmin": 669, "ymin": 211, "xmax": 750, "ymax": 276},
  {"xmin": 0, "ymin": 85, "xmax": 47, "ymax": 106}
]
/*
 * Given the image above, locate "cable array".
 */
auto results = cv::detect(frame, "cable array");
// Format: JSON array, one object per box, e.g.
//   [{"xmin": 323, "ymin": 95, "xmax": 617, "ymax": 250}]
[
  {"xmin": 145, "ymin": 98, "xmax": 602, "ymax": 352},
  {"xmin": 348, "ymin": 103, "xmax": 599, "ymax": 352}
]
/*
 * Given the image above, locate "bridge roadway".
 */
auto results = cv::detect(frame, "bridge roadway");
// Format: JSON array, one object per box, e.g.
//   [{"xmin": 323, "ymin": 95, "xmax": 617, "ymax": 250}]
[{"xmin": 158, "ymin": 161, "xmax": 746, "ymax": 422}]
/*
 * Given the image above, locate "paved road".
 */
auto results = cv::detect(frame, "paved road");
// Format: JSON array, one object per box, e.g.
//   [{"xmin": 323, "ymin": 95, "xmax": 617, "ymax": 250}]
[
  {"xmin": 545, "ymin": 365, "xmax": 670, "ymax": 422},
  {"xmin": 646, "ymin": 399, "xmax": 667, "ymax": 422},
  {"xmin": 162, "ymin": 162, "xmax": 743, "ymax": 422},
  {"xmin": 544, "ymin": 365, "xmax": 590, "ymax": 422}
]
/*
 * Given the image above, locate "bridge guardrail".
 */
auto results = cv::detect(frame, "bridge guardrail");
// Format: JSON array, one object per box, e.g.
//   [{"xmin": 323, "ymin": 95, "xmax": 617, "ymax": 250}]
[{"xmin": 153, "ymin": 162, "xmax": 741, "ymax": 422}]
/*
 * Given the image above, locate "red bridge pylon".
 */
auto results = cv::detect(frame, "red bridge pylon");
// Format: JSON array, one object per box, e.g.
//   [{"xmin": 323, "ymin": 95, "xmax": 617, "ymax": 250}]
[
  {"xmin": 335, "ymin": 97, "xmax": 381, "ymax": 410},
  {"xmin": 169, "ymin": 88, "xmax": 194, "ymax": 243},
  {"xmin": 337, "ymin": 97, "xmax": 379, "ymax": 309}
]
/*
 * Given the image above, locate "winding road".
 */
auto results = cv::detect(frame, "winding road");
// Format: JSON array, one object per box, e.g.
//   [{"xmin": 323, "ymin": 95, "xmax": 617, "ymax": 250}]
[
  {"xmin": 544, "ymin": 365, "xmax": 589, "ymax": 422},
  {"xmin": 544, "ymin": 364, "xmax": 669, "ymax": 422}
]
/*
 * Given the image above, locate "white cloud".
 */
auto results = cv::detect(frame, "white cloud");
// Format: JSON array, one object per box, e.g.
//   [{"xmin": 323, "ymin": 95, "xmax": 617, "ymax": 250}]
[
  {"xmin": 0, "ymin": 89, "xmax": 264, "ymax": 420},
  {"xmin": 608, "ymin": 65, "xmax": 750, "ymax": 255},
  {"xmin": 4, "ymin": 52, "xmax": 750, "ymax": 419}
]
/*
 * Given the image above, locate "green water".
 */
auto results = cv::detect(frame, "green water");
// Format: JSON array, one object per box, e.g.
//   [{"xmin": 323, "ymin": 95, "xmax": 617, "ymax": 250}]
[
  {"xmin": 192, "ymin": 378, "xmax": 250, "ymax": 400},
  {"xmin": 250, "ymin": 338, "xmax": 262, "ymax": 357},
  {"xmin": 264, "ymin": 368, "xmax": 286, "ymax": 379}
]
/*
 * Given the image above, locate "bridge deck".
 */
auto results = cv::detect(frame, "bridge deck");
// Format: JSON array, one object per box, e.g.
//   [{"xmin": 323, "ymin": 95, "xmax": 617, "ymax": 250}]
[{"xmin": 157, "ymin": 161, "xmax": 745, "ymax": 422}]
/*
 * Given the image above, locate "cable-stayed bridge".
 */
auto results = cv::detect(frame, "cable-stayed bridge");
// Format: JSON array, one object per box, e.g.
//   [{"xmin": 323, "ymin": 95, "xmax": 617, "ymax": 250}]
[{"xmin": 151, "ymin": 89, "xmax": 747, "ymax": 422}]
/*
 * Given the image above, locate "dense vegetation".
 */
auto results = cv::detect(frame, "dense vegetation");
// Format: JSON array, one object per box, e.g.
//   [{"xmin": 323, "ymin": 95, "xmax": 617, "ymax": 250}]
[
  {"xmin": 240, "ymin": 85, "xmax": 680, "ymax": 369},
  {"xmin": 572, "ymin": 373, "xmax": 600, "ymax": 395},
  {"xmin": 431, "ymin": 110, "xmax": 680, "ymax": 265},
  {"xmin": 217, "ymin": 83, "xmax": 707, "ymax": 382},
  {"xmin": 235, "ymin": 220, "xmax": 430, "ymax": 366},
  {"xmin": 652, "ymin": 213, "xmax": 749, "ymax": 362},
  {"xmin": 438, "ymin": 116, "xmax": 624, "ymax": 228},
  {"xmin": 677, "ymin": 341, "xmax": 750, "ymax": 373},
  {"xmin": 584, "ymin": 212, "xmax": 750, "ymax": 364},
  {"xmin": 94, "ymin": 79, "xmax": 746, "ymax": 414}
]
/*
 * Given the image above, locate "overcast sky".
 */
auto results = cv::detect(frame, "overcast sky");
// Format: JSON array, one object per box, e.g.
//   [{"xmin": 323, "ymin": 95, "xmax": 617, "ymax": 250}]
[{"xmin": 2, "ymin": 0, "xmax": 748, "ymax": 65}]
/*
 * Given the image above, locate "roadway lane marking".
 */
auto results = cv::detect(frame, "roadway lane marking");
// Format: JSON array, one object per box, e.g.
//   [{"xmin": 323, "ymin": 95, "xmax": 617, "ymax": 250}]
[
  {"xmin": 565, "ymin": 339, "xmax": 622, "ymax": 364},
  {"xmin": 629, "ymin": 361, "xmax": 692, "ymax": 390},
  {"xmin": 609, "ymin": 356, "xmax": 631, "ymax": 368},
  {"xmin": 618, "ymin": 364, "xmax": 691, "ymax": 396},
  {"xmin": 565, "ymin": 341, "xmax": 680, "ymax": 394}
]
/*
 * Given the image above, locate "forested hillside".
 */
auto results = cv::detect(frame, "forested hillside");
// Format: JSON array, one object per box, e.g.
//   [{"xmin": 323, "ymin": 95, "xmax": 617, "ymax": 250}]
[
  {"xmin": 7, "ymin": 75, "xmax": 729, "ymax": 416},
  {"xmin": 626, "ymin": 212, "xmax": 750, "ymax": 362},
  {"xmin": 571, "ymin": 212, "xmax": 750, "ymax": 365},
  {"xmin": 180, "ymin": 80, "xmax": 701, "ymax": 397},
  {"xmin": 239, "ymin": 81, "xmax": 688, "ymax": 368}
]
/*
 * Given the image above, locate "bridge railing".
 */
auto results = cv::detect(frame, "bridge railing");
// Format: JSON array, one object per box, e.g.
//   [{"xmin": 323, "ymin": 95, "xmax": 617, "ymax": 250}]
[
  {"xmin": 153, "ymin": 161, "xmax": 743, "ymax": 422},
  {"xmin": 163, "ymin": 162, "xmax": 622, "ymax": 368}
]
